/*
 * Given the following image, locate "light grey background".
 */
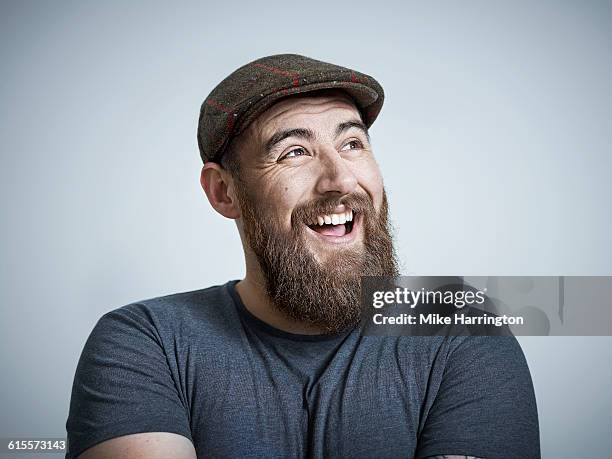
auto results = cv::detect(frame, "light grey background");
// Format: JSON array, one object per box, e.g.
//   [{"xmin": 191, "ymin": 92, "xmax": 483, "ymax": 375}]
[{"xmin": 1, "ymin": 1, "xmax": 611, "ymax": 458}]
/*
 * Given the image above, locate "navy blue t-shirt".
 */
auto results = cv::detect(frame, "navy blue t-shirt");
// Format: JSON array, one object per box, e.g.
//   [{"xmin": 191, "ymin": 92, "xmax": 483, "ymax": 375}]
[{"xmin": 66, "ymin": 280, "xmax": 540, "ymax": 458}]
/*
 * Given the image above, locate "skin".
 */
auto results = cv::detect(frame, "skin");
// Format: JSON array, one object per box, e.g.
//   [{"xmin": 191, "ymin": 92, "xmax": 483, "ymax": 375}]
[
  {"xmin": 76, "ymin": 432, "xmax": 196, "ymax": 459},
  {"xmin": 201, "ymin": 90, "xmax": 385, "ymax": 335},
  {"xmin": 427, "ymin": 456, "xmax": 484, "ymax": 459},
  {"xmin": 78, "ymin": 91, "xmax": 486, "ymax": 459}
]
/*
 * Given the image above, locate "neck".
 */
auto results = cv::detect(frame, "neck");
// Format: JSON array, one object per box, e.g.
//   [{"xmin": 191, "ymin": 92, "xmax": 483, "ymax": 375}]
[{"xmin": 235, "ymin": 269, "xmax": 327, "ymax": 335}]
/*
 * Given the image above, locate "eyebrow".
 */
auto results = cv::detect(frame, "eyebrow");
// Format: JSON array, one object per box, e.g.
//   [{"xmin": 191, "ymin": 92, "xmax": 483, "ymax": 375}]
[{"xmin": 264, "ymin": 119, "xmax": 370, "ymax": 155}]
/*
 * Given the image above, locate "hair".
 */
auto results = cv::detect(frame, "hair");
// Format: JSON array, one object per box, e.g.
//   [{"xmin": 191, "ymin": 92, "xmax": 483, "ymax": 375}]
[
  {"xmin": 218, "ymin": 136, "xmax": 242, "ymax": 177},
  {"xmin": 236, "ymin": 185, "xmax": 399, "ymax": 333}
]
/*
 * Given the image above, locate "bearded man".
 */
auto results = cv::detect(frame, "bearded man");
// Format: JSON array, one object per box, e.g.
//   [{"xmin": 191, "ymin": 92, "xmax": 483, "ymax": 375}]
[{"xmin": 66, "ymin": 54, "xmax": 540, "ymax": 459}]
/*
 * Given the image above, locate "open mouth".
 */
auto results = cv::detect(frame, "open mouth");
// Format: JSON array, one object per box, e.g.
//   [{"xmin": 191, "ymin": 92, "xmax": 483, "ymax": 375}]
[{"xmin": 306, "ymin": 209, "xmax": 356, "ymax": 238}]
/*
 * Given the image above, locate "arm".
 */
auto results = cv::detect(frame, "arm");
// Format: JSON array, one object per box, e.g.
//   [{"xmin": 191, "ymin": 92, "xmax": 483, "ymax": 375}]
[
  {"xmin": 76, "ymin": 432, "xmax": 195, "ymax": 459},
  {"xmin": 416, "ymin": 336, "xmax": 540, "ymax": 459},
  {"xmin": 425, "ymin": 456, "xmax": 484, "ymax": 459},
  {"xmin": 66, "ymin": 305, "xmax": 194, "ymax": 459}
]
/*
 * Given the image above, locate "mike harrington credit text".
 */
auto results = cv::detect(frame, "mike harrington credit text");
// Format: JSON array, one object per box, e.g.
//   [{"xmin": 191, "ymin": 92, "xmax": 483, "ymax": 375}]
[{"xmin": 369, "ymin": 287, "xmax": 525, "ymax": 327}]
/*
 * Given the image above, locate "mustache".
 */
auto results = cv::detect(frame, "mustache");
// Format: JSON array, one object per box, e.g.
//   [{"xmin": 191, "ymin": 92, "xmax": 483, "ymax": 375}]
[{"xmin": 291, "ymin": 193, "xmax": 375, "ymax": 228}]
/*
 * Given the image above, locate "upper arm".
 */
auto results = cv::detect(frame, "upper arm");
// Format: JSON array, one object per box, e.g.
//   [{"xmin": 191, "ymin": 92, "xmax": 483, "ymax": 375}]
[
  {"xmin": 417, "ymin": 336, "xmax": 540, "ymax": 459},
  {"xmin": 424, "ymin": 456, "xmax": 484, "ymax": 459},
  {"xmin": 425, "ymin": 456, "xmax": 484, "ymax": 459},
  {"xmin": 66, "ymin": 305, "xmax": 193, "ymax": 459},
  {"xmin": 77, "ymin": 432, "xmax": 196, "ymax": 459}
]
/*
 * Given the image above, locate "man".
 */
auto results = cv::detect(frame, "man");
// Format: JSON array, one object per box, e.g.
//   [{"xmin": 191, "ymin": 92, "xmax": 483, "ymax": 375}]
[{"xmin": 66, "ymin": 54, "xmax": 540, "ymax": 458}]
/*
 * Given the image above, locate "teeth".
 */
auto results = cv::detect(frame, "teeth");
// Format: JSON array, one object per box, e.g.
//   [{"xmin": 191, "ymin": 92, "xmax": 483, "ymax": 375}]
[{"xmin": 311, "ymin": 209, "xmax": 355, "ymax": 226}]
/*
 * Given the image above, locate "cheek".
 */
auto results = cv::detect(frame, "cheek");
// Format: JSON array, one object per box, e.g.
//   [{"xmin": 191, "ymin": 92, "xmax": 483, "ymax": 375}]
[
  {"xmin": 260, "ymin": 176, "xmax": 308, "ymax": 227},
  {"xmin": 353, "ymin": 159, "xmax": 384, "ymax": 209},
  {"xmin": 240, "ymin": 163, "xmax": 302, "ymax": 222}
]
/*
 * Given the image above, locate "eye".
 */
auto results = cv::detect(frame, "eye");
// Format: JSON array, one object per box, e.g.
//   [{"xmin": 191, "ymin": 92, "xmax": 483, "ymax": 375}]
[
  {"xmin": 280, "ymin": 147, "xmax": 310, "ymax": 161},
  {"xmin": 340, "ymin": 139, "xmax": 363, "ymax": 151}
]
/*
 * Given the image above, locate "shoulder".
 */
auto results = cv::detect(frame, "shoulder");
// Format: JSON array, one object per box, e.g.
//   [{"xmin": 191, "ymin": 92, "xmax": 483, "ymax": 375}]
[
  {"xmin": 88, "ymin": 281, "xmax": 242, "ymax": 352},
  {"xmin": 415, "ymin": 335, "xmax": 539, "ymax": 458},
  {"xmin": 370, "ymin": 334, "xmax": 529, "ymax": 373},
  {"xmin": 389, "ymin": 335, "xmax": 535, "ymax": 413},
  {"xmin": 426, "ymin": 335, "xmax": 537, "ymax": 429},
  {"xmin": 444, "ymin": 335, "xmax": 531, "ymax": 375}
]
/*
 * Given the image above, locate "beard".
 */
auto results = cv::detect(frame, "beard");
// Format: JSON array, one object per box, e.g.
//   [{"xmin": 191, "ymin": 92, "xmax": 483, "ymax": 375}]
[{"xmin": 236, "ymin": 184, "xmax": 399, "ymax": 334}]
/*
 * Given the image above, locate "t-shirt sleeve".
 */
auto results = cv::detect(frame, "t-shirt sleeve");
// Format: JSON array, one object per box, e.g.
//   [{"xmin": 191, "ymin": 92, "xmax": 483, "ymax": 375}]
[
  {"xmin": 416, "ymin": 336, "xmax": 540, "ymax": 459},
  {"xmin": 65, "ymin": 304, "xmax": 193, "ymax": 459}
]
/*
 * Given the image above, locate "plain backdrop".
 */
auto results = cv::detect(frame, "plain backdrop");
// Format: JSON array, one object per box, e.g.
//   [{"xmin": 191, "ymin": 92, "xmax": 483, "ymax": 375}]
[{"xmin": 1, "ymin": 1, "xmax": 611, "ymax": 458}]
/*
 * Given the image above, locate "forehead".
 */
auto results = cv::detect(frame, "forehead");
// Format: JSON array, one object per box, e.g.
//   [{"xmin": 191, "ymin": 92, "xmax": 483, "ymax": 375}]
[{"xmin": 248, "ymin": 90, "xmax": 362, "ymax": 140}]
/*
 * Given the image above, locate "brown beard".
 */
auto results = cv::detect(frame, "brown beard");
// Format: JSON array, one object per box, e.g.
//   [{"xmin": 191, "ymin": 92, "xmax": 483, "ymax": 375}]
[{"xmin": 236, "ymin": 185, "xmax": 399, "ymax": 334}]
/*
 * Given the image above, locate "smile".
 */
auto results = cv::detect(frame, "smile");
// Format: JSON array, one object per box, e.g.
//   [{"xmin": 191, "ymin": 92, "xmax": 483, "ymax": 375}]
[{"xmin": 305, "ymin": 208, "xmax": 359, "ymax": 243}]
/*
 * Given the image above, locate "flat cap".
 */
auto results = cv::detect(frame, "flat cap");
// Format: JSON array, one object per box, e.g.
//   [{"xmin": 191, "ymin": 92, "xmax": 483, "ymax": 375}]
[{"xmin": 197, "ymin": 53, "xmax": 385, "ymax": 163}]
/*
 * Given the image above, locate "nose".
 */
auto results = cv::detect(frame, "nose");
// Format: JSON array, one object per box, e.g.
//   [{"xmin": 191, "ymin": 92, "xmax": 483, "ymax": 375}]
[{"xmin": 314, "ymin": 147, "xmax": 358, "ymax": 196}]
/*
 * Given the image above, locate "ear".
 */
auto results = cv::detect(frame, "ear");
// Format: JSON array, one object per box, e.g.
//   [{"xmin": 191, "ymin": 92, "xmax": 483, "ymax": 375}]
[{"xmin": 200, "ymin": 163, "xmax": 241, "ymax": 219}]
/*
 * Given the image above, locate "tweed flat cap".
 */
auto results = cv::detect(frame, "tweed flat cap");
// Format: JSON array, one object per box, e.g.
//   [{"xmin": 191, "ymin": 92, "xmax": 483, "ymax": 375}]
[{"xmin": 197, "ymin": 53, "xmax": 385, "ymax": 163}]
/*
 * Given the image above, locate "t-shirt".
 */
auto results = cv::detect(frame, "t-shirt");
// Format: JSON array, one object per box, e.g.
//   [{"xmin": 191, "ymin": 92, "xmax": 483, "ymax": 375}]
[{"xmin": 65, "ymin": 280, "xmax": 540, "ymax": 459}]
